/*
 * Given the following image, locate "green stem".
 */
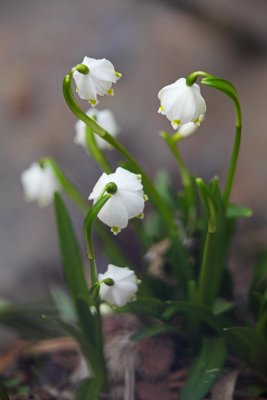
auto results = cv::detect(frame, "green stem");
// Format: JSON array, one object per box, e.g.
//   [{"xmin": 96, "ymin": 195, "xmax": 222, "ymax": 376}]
[
  {"xmin": 196, "ymin": 178, "xmax": 217, "ymax": 304},
  {"xmin": 83, "ymin": 194, "xmax": 111, "ymax": 286},
  {"xmin": 43, "ymin": 157, "xmax": 127, "ymax": 265},
  {"xmin": 223, "ymin": 101, "xmax": 242, "ymax": 204},
  {"xmin": 186, "ymin": 70, "xmax": 242, "ymax": 206},
  {"xmin": 42, "ymin": 157, "xmax": 88, "ymax": 213},
  {"xmin": 161, "ymin": 131, "xmax": 196, "ymax": 230},
  {"xmin": 63, "ymin": 67, "xmax": 174, "ymax": 232},
  {"xmin": 198, "ymin": 231, "xmax": 216, "ymax": 304},
  {"xmin": 186, "ymin": 71, "xmax": 212, "ymax": 86},
  {"xmin": 85, "ymin": 125, "xmax": 112, "ymax": 174}
]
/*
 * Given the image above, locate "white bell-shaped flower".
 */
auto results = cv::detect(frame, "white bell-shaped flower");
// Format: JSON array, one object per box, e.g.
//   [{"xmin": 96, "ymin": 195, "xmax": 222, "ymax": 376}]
[
  {"xmin": 176, "ymin": 114, "xmax": 205, "ymax": 137},
  {"xmin": 89, "ymin": 167, "xmax": 145, "ymax": 234},
  {"xmin": 73, "ymin": 57, "xmax": 121, "ymax": 106},
  {"xmin": 20, "ymin": 163, "xmax": 60, "ymax": 207},
  {"xmin": 74, "ymin": 108, "xmax": 120, "ymax": 150},
  {"xmin": 98, "ymin": 264, "xmax": 138, "ymax": 307},
  {"xmin": 158, "ymin": 78, "xmax": 206, "ymax": 129}
]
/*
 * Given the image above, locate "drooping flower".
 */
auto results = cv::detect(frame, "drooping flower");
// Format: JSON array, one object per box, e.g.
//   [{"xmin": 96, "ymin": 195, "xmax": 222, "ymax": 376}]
[
  {"xmin": 20, "ymin": 163, "xmax": 60, "ymax": 207},
  {"xmin": 98, "ymin": 264, "xmax": 138, "ymax": 307},
  {"xmin": 88, "ymin": 167, "xmax": 146, "ymax": 234},
  {"xmin": 74, "ymin": 108, "xmax": 120, "ymax": 150},
  {"xmin": 73, "ymin": 57, "xmax": 121, "ymax": 106},
  {"xmin": 158, "ymin": 77, "xmax": 206, "ymax": 130}
]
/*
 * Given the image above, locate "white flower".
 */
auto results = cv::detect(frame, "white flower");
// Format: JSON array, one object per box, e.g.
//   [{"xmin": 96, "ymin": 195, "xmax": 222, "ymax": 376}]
[
  {"xmin": 74, "ymin": 108, "xmax": 120, "ymax": 150},
  {"xmin": 20, "ymin": 163, "xmax": 60, "ymax": 207},
  {"xmin": 177, "ymin": 114, "xmax": 205, "ymax": 137},
  {"xmin": 73, "ymin": 57, "xmax": 121, "ymax": 106},
  {"xmin": 158, "ymin": 77, "xmax": 206, "ymax": 130},
  {"xmin": 98, "ymin": 264, "xmax": 138, "ymax": 307},
  {"xmin": 88, "ymin": 167, "xmax": 145, "ymax": 234}
]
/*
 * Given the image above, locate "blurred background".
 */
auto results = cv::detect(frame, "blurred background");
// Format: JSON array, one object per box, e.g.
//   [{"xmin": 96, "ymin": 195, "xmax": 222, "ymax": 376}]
[{"xmin": 1, "ymin": 0, "xmax": 267, "ymax": 312}]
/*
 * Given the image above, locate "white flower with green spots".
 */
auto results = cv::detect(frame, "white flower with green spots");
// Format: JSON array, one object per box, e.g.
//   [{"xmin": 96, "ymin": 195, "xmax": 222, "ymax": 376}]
[
  {"xmin": 89, "ymin": 167, "xmax": 146, "ymax": 234},
  {"xmin": 73, "ymin": 57, "xmax": 121, "ymax": 106},
  {"xmin": 98, "ymin": 264, "xmax": 138, "ymax": 307},
  {"xmin": 74, "ymin": 108, "xmax": 120, "ymax": 150},
  {"xmin": 21, "ymin": 163, "xmax": 60, "ymax": 207},
  {"xmin": 158, "ymin": 77, "xmax": 206, "ymax": 130}
]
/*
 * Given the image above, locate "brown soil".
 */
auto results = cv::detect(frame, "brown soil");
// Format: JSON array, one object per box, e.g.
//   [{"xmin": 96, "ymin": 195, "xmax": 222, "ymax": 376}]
[{"xmin": 0, "ymin": 315, "xmax": 266, "ymax": 400}]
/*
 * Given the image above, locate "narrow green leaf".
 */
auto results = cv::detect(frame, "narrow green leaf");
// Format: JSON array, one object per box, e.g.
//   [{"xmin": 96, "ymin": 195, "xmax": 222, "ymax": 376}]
[
  {"xmin": 119, "ymin": 297, "xmax": 166, "ymax": 319},
  {"xmin": 76, "ymin": 377, "xmax": 102, "ymax": 400},
  {"xmin": 130, "ymin": 324, "xmax": 176, "ymax": 341},
  {"xmin": 212, "ymin": 298, "xmax": 235, "ymax": 315},
  {"xmin": 163, "ymin": 301, "xmax": 228, "ymax": 332},
  {"xmin": 0, "ymin": 382, "xmax": 9, "ymax": 400},
  {"xmin": 54, "ymin": 193, "xmax": 88, "ymax": 300},
  {"xmin": 76, "ymin": 296, "xmax": 96, "ymax": 348},
  {"xmin": 0, "ymin": 303, "xmax": 61, "ymax": 339},
  {"xmin": 226, "ymin": 204, "xmax": 253, "ymax": 219},
  {"xmin": 223, "ymin": 327, "xmax": 267, "ymax": 373},
  {"xmin": 180, "ymin": 337, "xmax": 227, "ymax": 400},
  {"xmin": 43, "ymin": 158, "xmax": 88, "ymax": 213}
]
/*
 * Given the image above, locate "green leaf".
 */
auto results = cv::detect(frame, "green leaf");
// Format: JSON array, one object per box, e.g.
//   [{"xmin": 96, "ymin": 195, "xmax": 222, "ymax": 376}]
[
  {"xmin": 163, "ymin": 301, "xmax": 229, "ymax": 332},
  {"xmin": 42, "ymin": 158, "xmax": 88, "ymax": 213},
  {"xmin": 0, "ymin": 382, "xmax": 9, "ymax": 400},
  {"xmin": 76, "ymin": 377, "xmax": 102, "ymax": 400},
  {"xmin": 226, "ymin": 204, "xmax": 253, "ymax": 219},
  {"xmin": 76, "ymin": 296, "xmax": 96, "ymax": 348},
  {"xmin": 250, "ymin": 251, "xmax": 267, "ymax": 291},
  {"xmin": 54, "ymin": 193, "xmax": 88, "ymax": 300},
  {"xmin": 197, "ymin": 177, "xmax": 235, "ymax": 305},
  {"xmin": 0, "ymin": 302, "xmax": 61, "ymax": 339},
  {"xmin": 212, "ymin": 298, "xmax": 235, "ymax": 315},
  {"xmin": 119, "ymin": 297, "xmax": 166, "ymax": 319},
  {"xmin": 51, "ymin": 287, "xmax": 76, "ymax": 322},
  {"xmin": 223, "ymin": 327, "xmax": 267, "ymax": 373},
  {"xmin": 130, "ymin": 323, "xmax": 176, "ymax": 341},
  {"xmin": 180, "ymin": 336, "xmax": 227, "ymax": 400},
  {"xmin": 154, "ymin": 168, "xmax": 176, "ymax": 209}
]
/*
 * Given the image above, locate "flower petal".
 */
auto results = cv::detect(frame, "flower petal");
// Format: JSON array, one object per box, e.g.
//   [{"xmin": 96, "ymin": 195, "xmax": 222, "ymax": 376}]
[
  {"xmin": 117, "ymin": 190, "xmax": 144, "ymax": 219},
  {"xmin": 97, "ymin": 196, "xmax": 129, "ymax": 229}
]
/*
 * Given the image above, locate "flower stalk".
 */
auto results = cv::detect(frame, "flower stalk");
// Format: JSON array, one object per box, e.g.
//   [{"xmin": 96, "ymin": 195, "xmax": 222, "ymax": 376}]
[
  {"xmin": 84, "ymin": 191, "xmax": 112, "ymax": 285},
  {"xmin": 186, "ymin": 70, "xmax": 242, "ymax": 206},
  {"xmin": 161, "ymin": 131, "xmax": 196, "ymax": 230}
]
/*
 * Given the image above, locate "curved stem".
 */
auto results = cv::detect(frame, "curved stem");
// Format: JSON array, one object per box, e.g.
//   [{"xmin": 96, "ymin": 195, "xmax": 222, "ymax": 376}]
[
  {"xmin": 43, "ymin": 157, "xmax": 129, "ymax": 266},
  {"xmin": 83, "ymin": 194, "xmax": 111, "ymax": 286},
  {"xmin": 186, "ymin": 71, "xmax": 243, "ymax": 206},
  {"xmin": 63, "ymin": 68, "xmax": 175, "ymax": 232},
  {"xmin": 223, "ymin": 100, "xmax": 242, "ymax": 204},
  {"xmin": 186, "ymin": 71, "xmax": 212, "ymax": 86}
]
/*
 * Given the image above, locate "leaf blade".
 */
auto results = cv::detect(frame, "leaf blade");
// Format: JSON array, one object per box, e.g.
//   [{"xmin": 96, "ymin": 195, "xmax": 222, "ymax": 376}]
[
  {"xmin": 180, "ymin": 336, "xmax": 227, "ymax": 400},
  {"xmin": 54, "ymin": 193, "xmax": 88, "ymax": 300}
]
